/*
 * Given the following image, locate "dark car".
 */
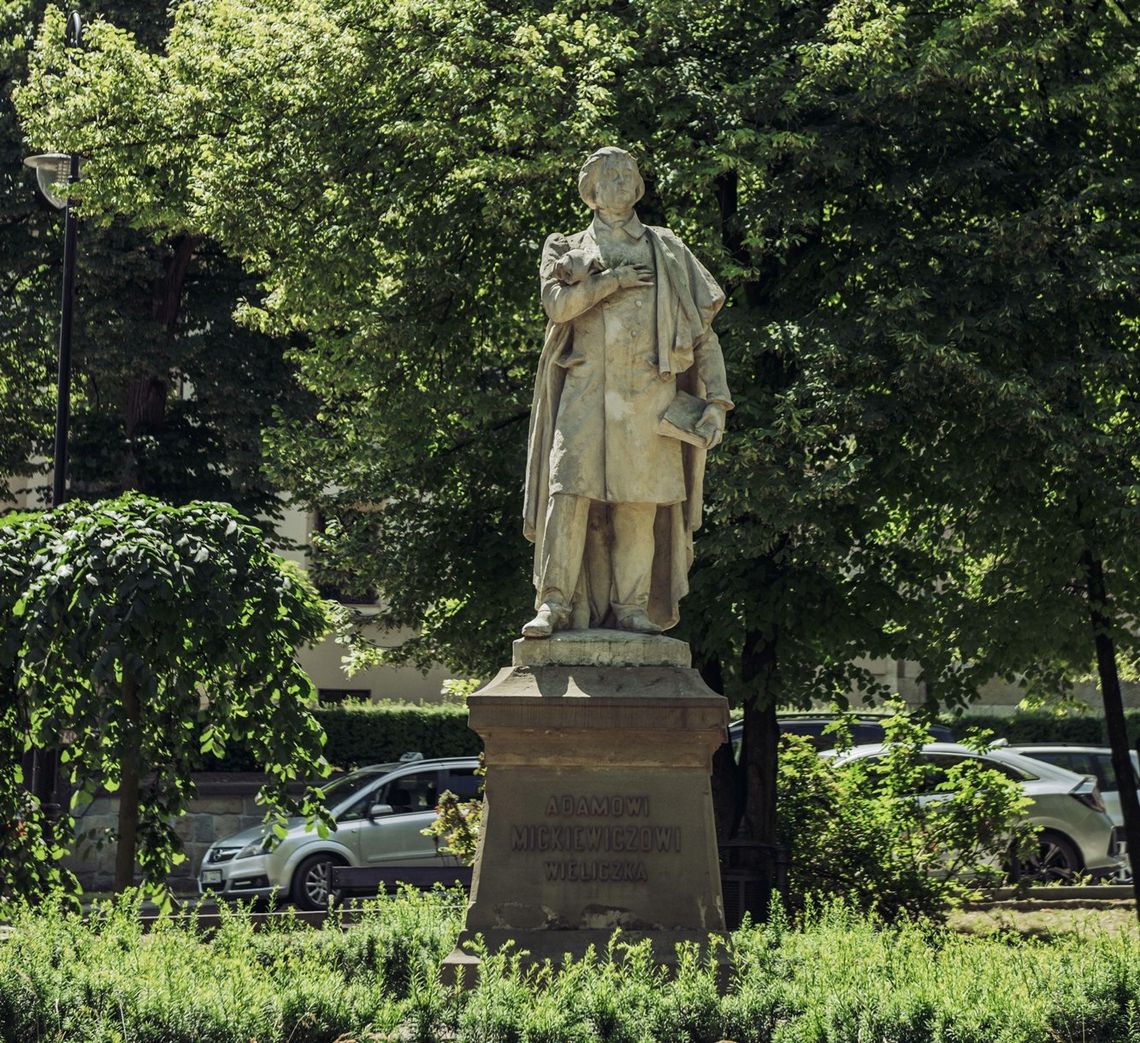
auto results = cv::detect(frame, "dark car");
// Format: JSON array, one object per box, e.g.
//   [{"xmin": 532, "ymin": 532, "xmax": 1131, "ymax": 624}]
[{"xmin": 728, "ymin": 712, "xmax": 953, "ymax": 755}]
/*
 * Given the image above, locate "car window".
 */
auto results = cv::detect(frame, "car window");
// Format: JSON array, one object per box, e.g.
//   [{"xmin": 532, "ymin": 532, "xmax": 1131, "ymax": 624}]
[
  {"xmin": 925, "ymin": 753, "xmax": 1031, "ymax": 786},
  {"xmin": 336, "ymin": 782, "xmax": 383, "ymax": 823},
  {"xmin": 981, "ymin": 758, "xmax": 1033, "ymax": 781},
  {"xmin": 917, "ymin": 754, "xmax": 955, "ymax": 791},
  {"xmin": 842, "ymin": 753, "xmax": 950, "ymax": 794},
  {"xmin": 380, "ymin": 770, "xmax": 440, "ymax": 814},
  {"xmin": 1025, "ymin": 751, "xmax": 1072, "ymax": 774},
  {"xmin": 1061, "ymin": 753, "xmax": 1112, "ymax": 791},
  {"xmin": 442, "ymin": 767, "xmax": 482, "ymax": 800},
  {"xmin": 1093, "ymin": 753, "xmax": 1139, "ymax": 790},
  {"xmin": 319, "ymin": 768, "xmax": 388, "ymax": 811},
  {"xmin": 1030, "ymin": 752, "xmax": 1080, "ymax": 779},
  {"xmin": 1024, "ymin": 751, "xmax": 1136, "ymax": 790}
]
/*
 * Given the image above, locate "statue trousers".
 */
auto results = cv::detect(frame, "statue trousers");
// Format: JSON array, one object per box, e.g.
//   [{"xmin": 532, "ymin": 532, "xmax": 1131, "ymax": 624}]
[{"xmin": 537, "ymin": 493, "xmax": 656, "ymax": 626}]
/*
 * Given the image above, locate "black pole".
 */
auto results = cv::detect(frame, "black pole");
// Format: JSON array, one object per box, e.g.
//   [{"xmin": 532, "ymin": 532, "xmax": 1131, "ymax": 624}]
[
  {"xmin": 33, "ymin": 12, "xmax": 83, "ymax": 827},
  {"xmin": 32, "ymin": 153, "xmax": 77, "ymax": 821},
  {"xmin": 51, "ymin": 152, "xmax": 79, "ymax": 509}
]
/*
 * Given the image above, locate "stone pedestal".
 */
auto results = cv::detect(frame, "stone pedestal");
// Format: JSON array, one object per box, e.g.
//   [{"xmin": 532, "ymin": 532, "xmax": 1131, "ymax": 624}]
[{"xmin": 443, "ymin": 630, "xmax": 729, "ymax": 981}]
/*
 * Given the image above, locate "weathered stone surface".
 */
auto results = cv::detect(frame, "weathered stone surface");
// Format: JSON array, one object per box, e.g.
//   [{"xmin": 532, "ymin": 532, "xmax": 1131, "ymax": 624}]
[
  {"xmin": 522, "ymin": 147, "xmax": 733, "ymax": 639},
  {"xmin": 513, "ymin": 630, "xmax": 690, "ymax": 669},
  {"xmin": 197, "ymin": 814, "xmax": 241, "ymax": 843},
  {"xmin": 444, "ymin": 635, "xmax": 728, "ymax": 980}
]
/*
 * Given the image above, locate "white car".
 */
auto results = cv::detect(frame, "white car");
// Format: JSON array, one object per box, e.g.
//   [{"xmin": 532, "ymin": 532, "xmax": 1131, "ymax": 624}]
[
  {"xmin": 1000, "ymin": 744, "xmax": 1137, "ymax": 881},
  {"xmin": 824, "ymin": 742, "xmax": 1123, "ymax": 882},
  {"xmin": 198, "ymin": 755, "xmax": 480, "ymax": 909}
]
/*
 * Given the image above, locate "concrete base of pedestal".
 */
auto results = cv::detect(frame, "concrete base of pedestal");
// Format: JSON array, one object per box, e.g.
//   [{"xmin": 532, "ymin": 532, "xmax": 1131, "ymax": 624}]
[{"xmin": 442, "ymin": 630, "xmax": 729, "ymax": 982}]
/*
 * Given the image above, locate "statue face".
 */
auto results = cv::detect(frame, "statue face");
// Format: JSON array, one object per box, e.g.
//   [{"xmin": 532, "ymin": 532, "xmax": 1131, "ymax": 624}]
[{"xmin": 592, "ymin": 157, "xmax": 641, "ymax": 212}]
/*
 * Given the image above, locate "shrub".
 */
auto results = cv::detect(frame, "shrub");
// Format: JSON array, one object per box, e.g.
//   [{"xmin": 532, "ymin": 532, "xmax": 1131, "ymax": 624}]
[
  {"xmin": 777, "ymin": 709, "xmax": 1035, "ymax": 921},
  {"xmin": 0, "ymin": 889, "xmax": 462, "ymax": 1043},
  {"xmin": 4, "ymin": 892, "xmax": 1140, "ymax": 1042}
]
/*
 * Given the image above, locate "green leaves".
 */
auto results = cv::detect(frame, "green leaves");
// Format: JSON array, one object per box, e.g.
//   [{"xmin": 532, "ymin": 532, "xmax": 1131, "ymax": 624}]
[
  {"xmin": 11, "ymin": 0, "xmax": 1140, "ymax": 866},
  {"xmin": 778, "ymin": 708, "xmax": 1033, "ymax": 920},
  {"xmin": 0, "ymin": 492, "xmax": 334, "ymax": 899}
]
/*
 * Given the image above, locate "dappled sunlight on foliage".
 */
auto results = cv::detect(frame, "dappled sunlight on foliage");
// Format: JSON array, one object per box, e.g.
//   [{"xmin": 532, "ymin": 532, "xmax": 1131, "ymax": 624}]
[{"xmin": 0, "ymin": 493, "xmax": 334, "ymax": 899}]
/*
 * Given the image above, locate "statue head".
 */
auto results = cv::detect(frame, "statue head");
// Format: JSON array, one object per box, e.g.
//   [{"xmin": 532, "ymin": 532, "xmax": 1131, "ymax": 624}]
[{"xmin": 578, "ymin": 147, "xmax": 645, "ymax": 211}]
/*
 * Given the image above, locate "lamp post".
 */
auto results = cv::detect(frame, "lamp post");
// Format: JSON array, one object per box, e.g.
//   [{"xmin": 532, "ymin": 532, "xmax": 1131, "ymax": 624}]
[{"xmin": 22, "ymin": 10, "xmax": 84, "ymax": 820}]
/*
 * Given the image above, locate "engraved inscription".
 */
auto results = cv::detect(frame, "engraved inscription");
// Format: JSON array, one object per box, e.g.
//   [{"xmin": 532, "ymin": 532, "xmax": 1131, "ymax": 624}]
[
  {"xmin": 513, "ymin": 794, "xmax": 682, "ymax": 884},
  {"xmin": 511, "ymin": 824, "xmax": 681, "ymax": 853},
  {"xmin": 545, "ymin": 795, "xmax": 650, "ymax": 817},
  {"xmin": 544, "ymin": 860, "xmax": 649, "ymax": 882}
]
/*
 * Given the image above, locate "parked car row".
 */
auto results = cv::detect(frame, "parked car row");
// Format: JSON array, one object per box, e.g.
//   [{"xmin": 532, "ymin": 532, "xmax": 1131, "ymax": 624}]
[
  {"xmin": 821, "ymin": 741, "xmax": 1124, "ymax": 883},
  {"xmin": 727, "ymin": 714, "xmax": 1128, "ymax": 884},
  {"xmin": 199, "ymin": 716, "xmax": 1134, "ymax": 907},
  {"xmin": 727, "ymin": 713, "xmax": 954, "ymax": 753},
  {"xmin": 198, "ymin": 754, "xmax": 481, "ymax": 910}
]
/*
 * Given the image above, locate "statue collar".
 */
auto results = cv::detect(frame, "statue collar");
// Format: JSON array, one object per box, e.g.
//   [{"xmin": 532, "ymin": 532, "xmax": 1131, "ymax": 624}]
[{"xmin": 590, "ymin": 211, "xmax": 646, "ymax": 241}]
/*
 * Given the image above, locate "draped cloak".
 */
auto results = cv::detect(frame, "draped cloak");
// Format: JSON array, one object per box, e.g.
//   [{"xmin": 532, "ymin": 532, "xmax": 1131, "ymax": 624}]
[{"xmin": 522, "ymin": 223, "xmax": 731, "ymax": 630}]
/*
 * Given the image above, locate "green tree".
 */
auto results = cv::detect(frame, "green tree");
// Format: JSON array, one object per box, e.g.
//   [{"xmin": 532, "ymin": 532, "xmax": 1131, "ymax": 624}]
[
  {"xmin": 0, "ymin": 0, "xmax": 58, "ymax": 482},
  {"xmin": 16, "ymin": 0, "xmax": 1139, "ymax": 912},
  {"xmin": 752, "ymin": 0, "xmax": 1140, "ymax": 905},
  {"xmin": 1, "ymin": 0, "xmax": 307, "ymax": 520},
  {"xmin": 0, "ymin": 493, "xmax": 333, "ymax": 896}
]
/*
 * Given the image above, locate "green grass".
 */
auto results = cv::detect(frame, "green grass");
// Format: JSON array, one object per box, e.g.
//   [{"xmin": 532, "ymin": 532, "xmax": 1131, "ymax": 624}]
[{"xmin": 3, "ymin": 892, "xmax": 1140, "ymax": 1042}]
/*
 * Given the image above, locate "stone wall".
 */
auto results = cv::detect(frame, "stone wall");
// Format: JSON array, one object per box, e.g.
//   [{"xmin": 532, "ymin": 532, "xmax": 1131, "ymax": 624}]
[
  {"xmin": 857, "ymin": 656, "xmax": 1140, "ymax": 714},
  {"xmin": 64, "ymin": 774, "xmax": 272, "ymax": 893}
]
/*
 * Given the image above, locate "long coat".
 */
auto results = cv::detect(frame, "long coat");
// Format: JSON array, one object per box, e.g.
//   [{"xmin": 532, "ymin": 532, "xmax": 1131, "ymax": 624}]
[{"xmin": 522, "ymin": 217, "xmax": 733, "ymax": 629}]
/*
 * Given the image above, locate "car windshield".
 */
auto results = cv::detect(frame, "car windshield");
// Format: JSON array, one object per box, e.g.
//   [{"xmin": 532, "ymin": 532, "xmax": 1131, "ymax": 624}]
[{"xmin": 316, "ymin": 767, "xmax": 392, "ymax": 809}]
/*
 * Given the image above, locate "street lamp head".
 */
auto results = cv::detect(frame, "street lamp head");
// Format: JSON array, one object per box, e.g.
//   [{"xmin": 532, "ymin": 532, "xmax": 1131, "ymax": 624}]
[
  {"xmin": 23, "ymin": 16, "xmax": 85, "ymax": 210},
  {"xmin": 23, "ymin": 153, "xmax": 79, "ymax": 209}
]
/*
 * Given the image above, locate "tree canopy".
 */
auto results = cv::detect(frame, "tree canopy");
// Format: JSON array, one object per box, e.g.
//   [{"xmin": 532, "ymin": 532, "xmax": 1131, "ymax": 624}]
[
  {"xmin": 14, "ymin": 0, "xmax": 1140, "ymax": 864},
  {"xmin": 1, "ymin": 0, "xmax": 311, "ymax": 519}
]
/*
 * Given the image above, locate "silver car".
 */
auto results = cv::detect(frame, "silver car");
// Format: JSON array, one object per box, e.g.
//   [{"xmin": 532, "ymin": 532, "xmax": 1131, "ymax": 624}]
[
  {"xmin": 825, "ymin": 742, "xmax": 1123, "ymax": 882},
  {"xmin": 198, "ymin": 756, "xmax": 480, "ymax": 909},
  {"xmin": 1001, "ymin": 744, "xmax": 1137, "ymax": 881}
]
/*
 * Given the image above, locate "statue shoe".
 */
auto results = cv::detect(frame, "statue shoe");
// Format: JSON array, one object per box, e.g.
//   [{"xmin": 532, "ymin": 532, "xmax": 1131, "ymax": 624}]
[
  {"xmin": 615, "ymin": 610, "xmax": 663, "ymax": 635},
  {"xmin": 521, "ymin": 601, "xmax": 570, "ymax": 639}
]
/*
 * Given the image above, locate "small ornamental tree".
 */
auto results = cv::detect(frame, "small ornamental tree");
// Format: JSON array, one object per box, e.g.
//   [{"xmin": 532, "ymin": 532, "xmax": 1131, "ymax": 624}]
[
  {"xmin": 0, "ymin": 672, "xmax": 65, "ymax": 899},
  {"xmin": 0, "ymin": 493, "xmax": 334, "ymax": 897}
]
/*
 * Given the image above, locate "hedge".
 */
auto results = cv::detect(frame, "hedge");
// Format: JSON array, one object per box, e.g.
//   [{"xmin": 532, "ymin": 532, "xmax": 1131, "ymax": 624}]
[
  {"xmin": 201, "ymin": 704, "xmax": 1140, "ymax": 773},
  {"xmin": 5, "ymin": 892, "xmax": 1140, "ymax": 1043},
  {"xmin": 208, "ymin": 701, "xmax": 479, "ymax": 771}
]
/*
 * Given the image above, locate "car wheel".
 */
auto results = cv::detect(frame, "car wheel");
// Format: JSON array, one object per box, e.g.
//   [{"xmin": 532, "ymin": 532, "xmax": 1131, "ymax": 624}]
[
  {"xmin": 1018, "ymin": 831, "xmax": 1083, "ymax": 884},
  {"xmin": 291, "ymin": 853, "xmax": 343, "ymax": 911}
]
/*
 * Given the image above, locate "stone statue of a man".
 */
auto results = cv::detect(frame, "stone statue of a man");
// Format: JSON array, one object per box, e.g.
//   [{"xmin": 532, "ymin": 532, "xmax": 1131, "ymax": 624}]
[{"xmin": 522, "ymin": 147, "xmax": 733, "ymax": 638}]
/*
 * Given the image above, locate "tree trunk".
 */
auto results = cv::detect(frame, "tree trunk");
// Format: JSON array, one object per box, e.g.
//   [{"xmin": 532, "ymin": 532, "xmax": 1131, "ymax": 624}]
[
  {"xmin": 1083, "ymin": 551, "xmax": 1140, "ymax": 918},
  {"xmin": 118, "ymin": 236, "xmax": 197, "ymax": 492},
  {"xmin": 113, "ymin": 672, "xmax": 142, "ymax": 892},
  {"xmin": 152, "ymin": 234, "xmax": 197, "ymax": 331},
  {"xmin": 740, "ymin": 624, "xmax": 780, "ymax": 845},
  {"xmin": 736, "ymin": 624, "xmax": 783, "ymax": 920},
  {"xmin": 714, "ymin": 170, "xmax": 763, "ymax": 310},
  {"xmin": 693, "ymin": 648, "xmax": 742, "ymax": 842}
]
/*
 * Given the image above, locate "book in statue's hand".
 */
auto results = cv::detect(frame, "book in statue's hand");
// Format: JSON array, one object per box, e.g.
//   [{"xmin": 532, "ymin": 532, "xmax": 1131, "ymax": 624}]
[{"xmin": 658, "ymin": 389, "xmax": 712, "ymax": 447}]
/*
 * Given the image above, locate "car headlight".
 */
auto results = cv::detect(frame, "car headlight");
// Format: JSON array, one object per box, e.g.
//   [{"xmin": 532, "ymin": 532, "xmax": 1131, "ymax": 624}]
[{"xmin": 235, "ymin": 836, "xmax": 272, "ymax": 860}]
